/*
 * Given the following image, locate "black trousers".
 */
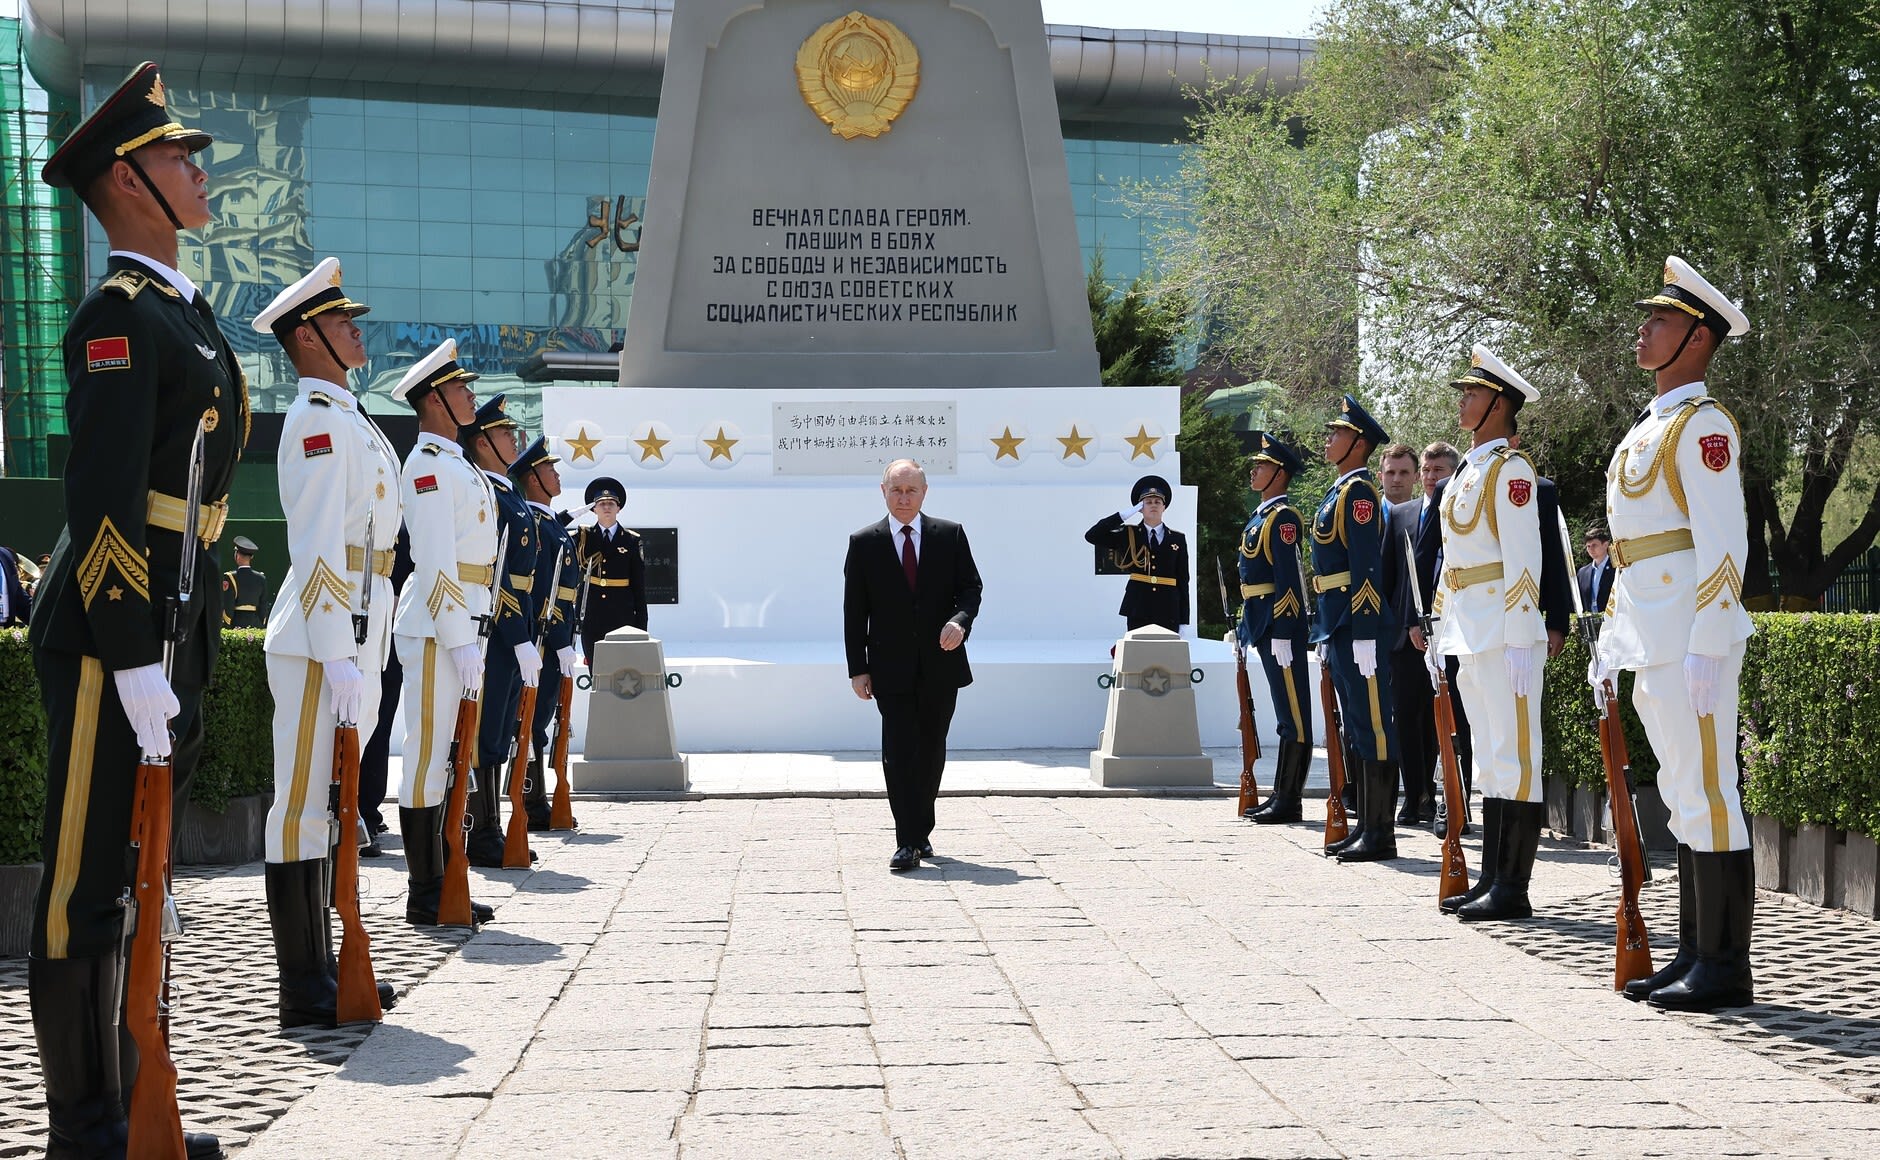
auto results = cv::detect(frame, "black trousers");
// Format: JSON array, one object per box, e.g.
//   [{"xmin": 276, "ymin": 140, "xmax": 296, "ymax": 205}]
[
  {"xmin": 477, "ymin": 638, "xmax": 525, "ymax": 770},
  {"xmin": 359, "ymin": 646, "xmax": 403, "ymax": 832},
  {"xmin": 1390, "ymin": 646, "xmax": 1437, "ymax": 801},
  {"xmin": 874, "ymin": 684, "xmax": 958, "ymax": 848},
  {"xmin": 1445, "ymin": 655, "xmax": 1473, "ymax": 783},
  {"xmin": 31, "ymin": 647, "xmax": 206, "ymax": 960}
]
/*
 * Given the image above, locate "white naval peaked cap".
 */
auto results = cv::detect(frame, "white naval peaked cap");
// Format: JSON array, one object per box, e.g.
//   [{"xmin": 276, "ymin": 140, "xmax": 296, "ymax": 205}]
[
  {"xmin": 252, "ymin": 256, "xmax": 370, "ymax": 337},
  {"xmin": 392, "ymin": 339, "xmax": 480, "ymax": 403},
  {"xmin": 1451, "ymin": 343, "xmax": 1538, "ymax": 403},
  {"xmin": 1636, "ymin": 256, "xmax": 1750, "ymax": 338}
]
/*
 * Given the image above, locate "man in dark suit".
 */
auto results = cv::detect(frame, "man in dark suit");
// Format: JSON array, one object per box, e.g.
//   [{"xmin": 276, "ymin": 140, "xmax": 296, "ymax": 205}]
[
  {"xmin": 844, "ymin": 458, "xmax": 983, "ymax": 872},
  {"xmin": 1381, "ymin": 443, "xmax": 1456, "ymax": 824},
  {"xmin": 1578, "ymin": 523, "xmax": 1616, "ymax": 614},
  {"xmin": 1084, "ymin": 475, "xmax": 1189, "ymax": 633},
  {"xmin": 0, "ymin": 546, "xmax": 30, "ymax": 626}
]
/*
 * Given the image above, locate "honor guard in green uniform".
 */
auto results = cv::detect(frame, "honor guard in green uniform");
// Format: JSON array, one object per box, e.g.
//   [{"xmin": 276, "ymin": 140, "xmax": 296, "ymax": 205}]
[
  {"xmin": 28, "ymin": 61, "xmax": 239, "ymax": 1159},
  {"xmin": 1594, "ymin": 257, "xmax": 1756, "ymax": 1010},
  {"xmin": 463, "ymin": 396, "xmax": 540, "ymax": 867},
  {"xmin": 1313, "ymin": 396, "xmax": 1398, "ymax": 863},
  {"xmin": 1085, "ymin": 475, "xmax": 1191, "ymax": 633},
  {"xmin": 1239, "ymin": 435, "xmax": 1314, "ymax": 823},
  {"xmin": 389, "ymin": 341, "xmax": 495, "ymax": 927},
  {"xmin": 509, "ymin": 437, "xmax": 579, "ymax": 829},
  {"xmin": 573, "ymin": 476, "xmax": 648, "ymax": 663},
  {"xmin": 220, "ymin": 536, "xmax": 272, "ymax": 628},
  {"xmin": 252, "ymin": 258, "xmax": 400, "ymax": 1026}
]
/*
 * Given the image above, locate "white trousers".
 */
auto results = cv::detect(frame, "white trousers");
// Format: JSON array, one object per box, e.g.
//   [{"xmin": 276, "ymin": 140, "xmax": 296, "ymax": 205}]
[
  {"xmin": 1454, "ymin": 646, "xmax": 1544, "ymax": 803},
  {"xmin": 395, "ymin": 634, "xmax": 471, "ymax": 809},
  {"xmin": 264, "ymin": 652, "xmax": 383, "ymax": 863},
  {"xmin": 1630, "ymin": 648, "xmax": 1749, "ymax": 852}
]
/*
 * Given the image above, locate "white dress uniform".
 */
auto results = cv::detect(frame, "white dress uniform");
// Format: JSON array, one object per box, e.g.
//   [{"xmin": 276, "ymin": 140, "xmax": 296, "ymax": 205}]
[
  {"xmin": 261, "ymin": 376, "xmax": 402, "ymax": 862},
  {"xmin": 1433, "ymin": 435, "xmax": 1546, "ymax": 803},
  {"xmin": 392, "ymin": 413, "xmax": 497, "ymax": 809},
  {"xmin": 1600, "ymin": 379, "xmax": 1752, "ymax": 852}
]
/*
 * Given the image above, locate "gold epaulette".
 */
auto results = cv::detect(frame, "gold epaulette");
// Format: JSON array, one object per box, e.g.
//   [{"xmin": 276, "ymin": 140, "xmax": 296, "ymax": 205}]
[
  {"xmin": 420, "ymin": 444, "xmax": 440, "ymax": 455},
  {"xmin": 307, "ymin": 391, "xmax": 335, "ymax": 407},
  {"xmin": 100, "ymin": 269, "xmax": 149, "ymax": 299}
]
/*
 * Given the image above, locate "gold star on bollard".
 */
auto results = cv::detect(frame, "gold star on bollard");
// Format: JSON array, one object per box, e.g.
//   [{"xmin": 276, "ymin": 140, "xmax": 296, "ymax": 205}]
[
  {"xmin": 566, "ymin": 426, "xmax": 602, "ymax": 462},
  {"xmin": 634, "ymin": 429, "xmax": 670, "ymax": 462},
  {"xmin": 704, "ymin": 427, "xmax": 739, "ymax": 461},
  {"xmin": 1125, "ymin": 425, "xmax": 1160, "ymax": 461},
  {"xmin": 990, "ymin": 426, "xmax": 1025, "ymax": 460},
  {"xmin": 1057, "ymin": 425, "xmax": 1093, "ymax": 460}
]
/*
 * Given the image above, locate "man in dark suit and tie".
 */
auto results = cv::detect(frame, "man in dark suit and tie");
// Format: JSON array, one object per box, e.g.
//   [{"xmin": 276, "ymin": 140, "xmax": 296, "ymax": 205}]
[
  {"xmin": 1382, "ymin": 443, "xmax": 1456, "ymax": 824},
  {"xmin": 845, "ymin": 459, "xmax": 984, "ymax": 872},
  {"xmin": 1578, "ymin": 524, "xmax": 1616, "ymax": 613}
]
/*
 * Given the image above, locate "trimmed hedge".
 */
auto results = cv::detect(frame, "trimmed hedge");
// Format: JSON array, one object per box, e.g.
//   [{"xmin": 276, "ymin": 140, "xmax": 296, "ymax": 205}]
[
  {"xmin": 0, "ymin": 629, "xmax": 275, "ymax": 863},
  {"xmin": 1739, "ymin": 613, "xmax": 1880, "ymax": 836}
]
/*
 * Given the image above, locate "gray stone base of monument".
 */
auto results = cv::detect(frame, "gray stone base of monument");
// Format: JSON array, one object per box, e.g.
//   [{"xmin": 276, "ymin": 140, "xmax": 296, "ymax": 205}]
[
  {"xmin": 575, "ymin": 627, "xmax": 690, "ymax": 792},
  {"xmin": 1089, "ymin": 627, "xmax": 1215, "ymax": 787}
]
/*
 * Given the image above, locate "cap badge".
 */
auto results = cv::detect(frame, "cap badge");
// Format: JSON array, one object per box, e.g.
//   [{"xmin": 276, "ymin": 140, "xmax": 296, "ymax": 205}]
[
  {"xmin": 329, "ymin": 265, "xmax": 344, "ymax": 287},
  {"xmin": 147, "ymin": 76, "xmax": 167, "ymax": 108}
]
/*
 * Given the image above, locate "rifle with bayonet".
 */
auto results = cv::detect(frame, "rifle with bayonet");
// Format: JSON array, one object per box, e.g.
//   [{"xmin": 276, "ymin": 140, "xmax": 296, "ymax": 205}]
[
  {"xmin": 331, "ymin": 508, "xmax": 381, "ymax": 1024},
  {"xmin": 550, "ymin": 556, "xmax": 597, "ymax": 832},
  {"xmin": 504, "ymin": 530, "xmax": 563, "ymax": 868},
  {"xmin": 1216, "ymin": 556, "xmax": 1261, "ymax": 815},
  {"xmin": 1402, "ymin": 531, "xmax": 1470, "ymax": 903},
  {"xmin": 1560, "ymin": 513, "xmax": 1653, "ymax": 989},
  {"xmin": 125, "ymin": 418, "xmax": 208, "ymax": 1158},
  {"xmin": 439, "ymin": 525, "xmax": 507, "ymax": 927},
  {"xmin": 1308, "ymin": 578, "xmax": 1350, "ymax": 848}
]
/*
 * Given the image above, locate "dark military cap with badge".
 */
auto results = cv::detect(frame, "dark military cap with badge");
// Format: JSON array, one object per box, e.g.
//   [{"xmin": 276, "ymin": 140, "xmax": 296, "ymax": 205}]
[
  {"xmin": 1251, "ymin": 432, "xmax": 1305, "ymax": 477},
  {"xmin": 506, "ymin": 435, "xmax": 561, "ymax": 482},
  {"xmin": 1131, "ymin": 475, "xmax": 1172, "ymax": 507},
  {"xmin": 42, "ymin": 62, "xmax": 213, "ymax": 202},
  {"xmin": 1326, "ymin": 393, "xmax": 1389, "ymax": 450},
  {"xmin": 233, "ymin": 535, "xmax": 259, "ymax": 555},
  {"xmin": 585, "ymin": 477, "xmax": 625, "ymax": 506},
  {"xmin": 468, "ymin": 394, "xmax": 519, "ymax": 433}
]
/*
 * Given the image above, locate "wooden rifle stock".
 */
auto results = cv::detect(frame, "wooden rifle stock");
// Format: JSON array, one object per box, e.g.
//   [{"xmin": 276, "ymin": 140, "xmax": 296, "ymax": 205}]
[
  {"xmin": 1599, "ymin": 680, "xmax": 1654, "ymax": 989},
  {"xmin": 331, "ymin": 723, "xmax": 381, "ymax": 1024},
  {"xmin": 125, "ymin": 756, "xmax": 186, "ymax": 1159},
  {"xmin": 1318, "ymin": 663, "xmax": 1350, "ymax": 846},
  {"xmin": 549, "ymin": 674, "xmax": 577, "ymax": 830},
  {"xmin": 502, "ymin": 683, "xmax": 539, "ymax": 868},
  {"xmin": 1431, "ymin": 672, "xmax": 1470, "ymax": 903},
  {"xmin": 437, "ymin": 695, "xmax": 480, "ymax": 927},
  {"xmin": 1234, "ymin": 647, "xmax": 1260, "ymax": 814}
]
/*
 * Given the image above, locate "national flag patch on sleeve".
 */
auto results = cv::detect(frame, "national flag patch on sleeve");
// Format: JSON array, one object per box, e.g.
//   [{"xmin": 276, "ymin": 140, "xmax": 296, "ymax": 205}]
[
  {"xmin": 414, "ymin": 475, "xmax": 439, "ymax": 494},
  {"xmin": 302, "ymin": 433, "xmax": 334, "ymax": 458},
  {"xmin": 86, "ymin": 336, "xmax": 131, "ymax": 372}
]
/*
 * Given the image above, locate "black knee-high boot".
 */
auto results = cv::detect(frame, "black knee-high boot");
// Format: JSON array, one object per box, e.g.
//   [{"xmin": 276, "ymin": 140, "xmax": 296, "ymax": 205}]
[
  {"xmin": 1624, "ymin": 845, "xmax": 1696, "ymax": 1000},
  {"xmin": 1648, "ymin": 849, "xmax": 1755, "ymax": 1011}
]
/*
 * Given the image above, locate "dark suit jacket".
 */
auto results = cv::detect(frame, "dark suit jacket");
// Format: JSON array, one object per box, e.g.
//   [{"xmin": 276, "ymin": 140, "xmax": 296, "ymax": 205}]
[
  {"xmin": 1578, "ymin": 559, "xmax": 1616, "ymax": 615},
  {"xmin": 844, "ymin": 514, "xmax": 983, "ymax": 695},
  {"xmin": 1382, "ymin": 493, "xmax": 1441, "ymax": 652},
  {"xmin": 0, "ymin": 547, "xmax": 29, "ymax": 626},
  {"xmin": 1535, "ymin": 477, "xmax": 1572, "ymax": 637}
]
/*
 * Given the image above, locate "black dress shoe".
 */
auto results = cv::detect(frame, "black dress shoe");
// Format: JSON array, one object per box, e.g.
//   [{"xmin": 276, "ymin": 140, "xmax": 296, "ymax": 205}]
[
  {"xmin": 360, "ymin": 838, "xmax": 384, "ymax": 858},
  {"xmin": 917, "ymin": 842, "xmax": 934, "ymax": 859},
  {"xmin": 186, "ymin": 1129, "xmax": 225, "ymax": 1158},
  {"xmin": 890, "ymin": 846, "xmax": 920, "ymax": 872}
]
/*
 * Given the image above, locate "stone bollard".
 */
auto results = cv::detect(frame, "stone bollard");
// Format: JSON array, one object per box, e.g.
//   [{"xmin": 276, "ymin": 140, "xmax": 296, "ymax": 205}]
[
  {"xmin": 574, "ymin": 627, "xmax": 690, "ymax": 791},
  {"xmin": 1089, "ymin": 626, "xmax": 1214, "ymax": 787}
]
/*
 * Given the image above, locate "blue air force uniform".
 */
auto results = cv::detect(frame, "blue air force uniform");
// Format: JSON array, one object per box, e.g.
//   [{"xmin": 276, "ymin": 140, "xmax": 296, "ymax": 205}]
[
  {"xmin": 1238, "ymin": 435, "xmax": 1318, "ymax": 824},
  {"xmin": 511, "ymin": 436, "xmax": 578, "ymax": 830}
]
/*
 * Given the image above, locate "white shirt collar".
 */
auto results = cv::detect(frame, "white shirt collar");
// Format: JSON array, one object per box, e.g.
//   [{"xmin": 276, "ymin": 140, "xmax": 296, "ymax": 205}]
[
  {"xmin": 110, "ymin": 250, "xmax": 198, "ymax": 301},
  {"xmin": 893, "ymin": 516, "xmax": 920, "ymax": 536},
  {"xmin": 484, "ymin": 469, "xmax": 513, "ymax": 491},
  {"xmin": 1335, "ymin": 467, "xmax": 1370, "ymax": 486},
  {"xmin": 298, "ymin": 376, "xmax": 356, "ymax": 409},
  {"xmin": 1465, "ymin": 437, "xmax": 1509, "ymax": 468},
  {"xmin": 528, "ymin": 500, "xmax": 555, "ymax": 516},
  {"xmin": 1654, "ymin": 380, "xmax": 1708, "ymax": 416},
  {"xmin": 1256, "ymin": 492, "xmax": 1289, "ymax": 514},
  {"xmin": 415, "ymin": 431, "xmax": 460, "ymax": 456}
]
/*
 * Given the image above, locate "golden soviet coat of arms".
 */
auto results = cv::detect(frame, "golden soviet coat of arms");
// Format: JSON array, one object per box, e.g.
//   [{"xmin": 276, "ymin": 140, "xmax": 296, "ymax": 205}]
[{"xmin": 796, "ymin": 11, "xmax": 920, "ymax": 140}]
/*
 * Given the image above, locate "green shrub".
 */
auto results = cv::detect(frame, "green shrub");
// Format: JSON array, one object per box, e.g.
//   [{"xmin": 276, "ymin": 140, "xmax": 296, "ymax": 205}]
[
  {"xmin": 1740, "ymin": 613, "xmax": 1880, "ymax": 835},
  {"xmin": 0, "ymin": 629, "xmax": 276, "ymax": 862},
  {"xmin": 1540, "ymin": 632, "xmax": 1657, "ymax": 792}
]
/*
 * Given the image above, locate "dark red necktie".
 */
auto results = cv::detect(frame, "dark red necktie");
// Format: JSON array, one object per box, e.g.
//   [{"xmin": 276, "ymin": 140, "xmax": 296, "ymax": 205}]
[{"xmin": 901, "ymin": 525, "xmax": 918, "ymax": 591}]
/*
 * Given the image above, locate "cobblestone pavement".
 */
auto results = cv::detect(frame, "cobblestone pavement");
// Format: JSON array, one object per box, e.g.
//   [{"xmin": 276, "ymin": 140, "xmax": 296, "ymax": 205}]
[{"xmin": 8, "ymin": 796, "xmax": 1880, "ymax": 1158}]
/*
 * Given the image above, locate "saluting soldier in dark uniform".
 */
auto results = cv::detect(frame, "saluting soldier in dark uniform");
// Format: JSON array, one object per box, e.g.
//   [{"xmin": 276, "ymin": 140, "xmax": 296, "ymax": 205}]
[
  {"xmin": 510, "ymin": 438, "xmax": 579, "ymax": 830},
  {"xmin": 1239, "ymin": 435, "xmax": 1314, "ymax": 824},
  {"xmin": 573, "ymin": 476, "xmax": 647, "ymax": 663},
  {"xmin": 220, "ymin": 535, "xmax": 272, "ymax": 628},
  {"xmin": 462, "ymin": 397, "xmax": 539, "ymax": 866},
  {"xmin": 1312, "ymin": 396, "xmax": 1398, "ymax": 863},
  {"xmin": 28, "ymin": 61, "xmax": 239, "ymax": 1160},
  {"xmin": 1084, "ymin": 475, "xmax": 1190, "ymax": 633}
]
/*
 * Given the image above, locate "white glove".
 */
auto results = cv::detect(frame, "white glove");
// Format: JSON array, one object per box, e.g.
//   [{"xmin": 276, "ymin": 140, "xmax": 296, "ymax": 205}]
[
  {"xmin": 1353, "ymin": 638, "xmax": 1377, "ymax": 678},
  {"xmin": 114, "ymin": 663, "xmax": 179, "ymax": 758},
  {"xmin": 324, "ymin": 658, "xmax": 366, "ymax": 725},
  {"xmin": 1504, "ymin": 645, "xmax": 1534, "ymax": 699},
  {"xmin": 1271, "ymin": 638, "xmax": 1294, "ymax": 669},
  {"xmin": 1315, "ymin": 644, "xmax": 1327, "ymax": 667},
  {"xmin": 1120, "ymin": 504, "xmax": 1142, "ymax": 523},
  {"xmin": 1587, "ymin": 654, "xmax": 1611, "ymax": 712},
  {"xmin": 1685, "ymin": 652, "xmax": 1722, "ymax": 717},
  {"xmin": 557, "ymin": 645, "xmax": 578, "ymax": 674},
  {"xmin": 515, "ymin": 641, "xmax": 542, "ymax": 688},
  {"xmin": 1425, "ymin": 645, "xmax": 1445, "ymax": 684},
  {"xmin": 449, "ymin": 643, "xmax": 484, "ymax": 693}
]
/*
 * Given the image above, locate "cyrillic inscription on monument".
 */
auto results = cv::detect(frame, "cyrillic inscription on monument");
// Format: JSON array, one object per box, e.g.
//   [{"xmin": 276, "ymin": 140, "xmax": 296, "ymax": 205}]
[{"xmin": 771, "ymin": 401, "xmax": 957, "ymax": 476}]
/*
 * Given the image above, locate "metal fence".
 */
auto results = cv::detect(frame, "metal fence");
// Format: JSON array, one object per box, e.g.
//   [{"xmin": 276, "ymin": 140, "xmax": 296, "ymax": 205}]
[{"xmin": 1818, "ymin": 550, "xmax": 1880, "ymax": 613}]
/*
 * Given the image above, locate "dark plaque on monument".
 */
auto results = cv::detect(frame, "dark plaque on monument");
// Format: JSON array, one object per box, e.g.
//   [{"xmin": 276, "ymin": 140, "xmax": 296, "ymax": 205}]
[{"xmin": 635, "ymin": 527, "xmax": 680, "ymax": 605}]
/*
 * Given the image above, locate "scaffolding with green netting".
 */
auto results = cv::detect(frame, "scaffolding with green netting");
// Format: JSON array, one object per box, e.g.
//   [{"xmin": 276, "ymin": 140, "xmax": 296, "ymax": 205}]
[{"xmin": 1, "ymin": 17, "xmax": 80, "ymax": 478}]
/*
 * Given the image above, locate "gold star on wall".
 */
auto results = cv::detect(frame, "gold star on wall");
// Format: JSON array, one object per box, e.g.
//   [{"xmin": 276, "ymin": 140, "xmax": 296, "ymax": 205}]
[
  {"xmin": 1057, "ymin": 425, "xmax": 1092, "ymax": 460},
  {"xmin": 990, "ymin": 427, "xmax": 1024, "ymax": 460},
  {"xmin": 635, "ymin": 430, "xmax": 670, "ymax": 462},
  {"xmin": 1125, "ymin": 425, "xmax": 1160, "ymax": 461},
  {"xmin": 566, "ymin": 426, "xmax": 602, "ymax": 462},
  {"xmin": 703, "ymin": 427, "xmax": 739, "ymax": 461}
]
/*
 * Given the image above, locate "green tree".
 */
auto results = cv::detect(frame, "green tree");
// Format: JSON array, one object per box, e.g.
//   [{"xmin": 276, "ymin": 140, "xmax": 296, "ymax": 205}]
[
  {"xmin": 1143, "ymin": 0, "xmax": 1880, "ymax": 605},
  {"xmin": 1086, "ymin": 250, "xmax": 1189, "ymax": 387}
]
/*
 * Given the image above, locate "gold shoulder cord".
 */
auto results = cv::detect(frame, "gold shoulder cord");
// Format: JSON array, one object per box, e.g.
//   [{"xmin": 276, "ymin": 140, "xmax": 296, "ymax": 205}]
[
  {"xmin": 1617, "ymin": 398, "xmax": 1742, "ymax": 520},
  {"xmin": 1443, "ymin": 455, "xmax": 1508, "ymax": 540},
  {"xmin": 1312, "ymin": 485, "xmax": 1351, "ymax": 546}
]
